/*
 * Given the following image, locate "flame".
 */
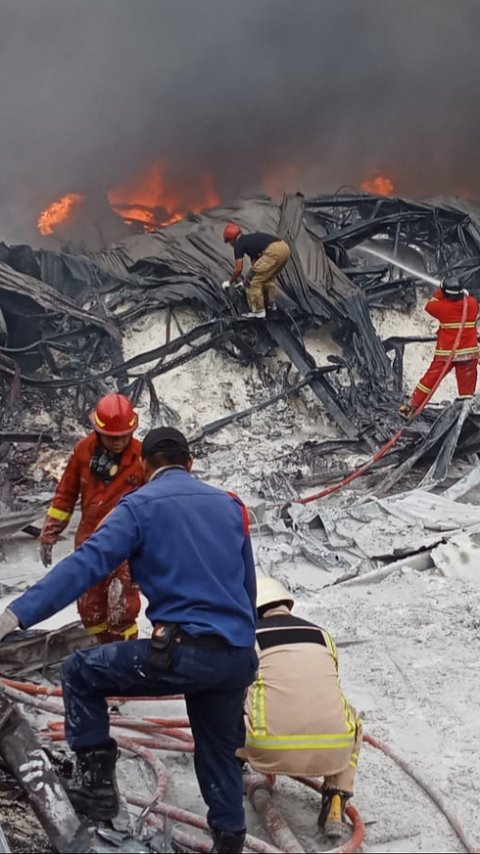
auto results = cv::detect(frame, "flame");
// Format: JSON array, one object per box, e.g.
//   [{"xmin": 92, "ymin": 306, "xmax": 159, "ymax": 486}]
[
  {"xmin": 37, "ymin": 193, "xmax": 84, "ymax": 236},
  {"xmin": 360, "ymin": 174, "xmax": 395, "ymax": 195},
  {"xmin": 107, "ymin": 162, "xmax": 220, "ymax": 231}
]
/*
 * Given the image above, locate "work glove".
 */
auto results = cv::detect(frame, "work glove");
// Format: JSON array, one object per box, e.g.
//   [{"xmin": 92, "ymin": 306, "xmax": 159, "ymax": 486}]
[
  {"xmin": 221, "ymin": 280, "xmax": 231, "ymax": 291},
  {"xmin": 235, "ymin": 281, "xmax": 245, "ymax": 293},
  {"xmin": 0, "ymin": 608, "xmax": 19, "ymax": 642},
  {"xmin": 39, "ymin": 542, "xmax": 53, "ymax": 568},
  {"xmin": 462, "ymin": 288, "xmax": 470, "ymax": 296}
]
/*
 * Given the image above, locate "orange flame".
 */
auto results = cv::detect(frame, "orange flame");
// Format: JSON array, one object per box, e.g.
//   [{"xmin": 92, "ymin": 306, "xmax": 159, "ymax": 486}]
[
  {"xmin": 360, "ymin": 174, "xmax": 395, "ymax": 195},
  {"xmin": 37, "ymin": 193, "xmax": 84, "ymax": 236},
  {"xmin": 107, "ymin": 162, "xmax": 220, "ymax": 230}
]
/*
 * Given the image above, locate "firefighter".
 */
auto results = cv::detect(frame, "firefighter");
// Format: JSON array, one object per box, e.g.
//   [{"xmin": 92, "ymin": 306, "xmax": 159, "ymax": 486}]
[
  {"xmin": 400, "ymin": 276, "xmax": 479, "ymax": 417},
  {"xmin": 240, "ymin": 577, "xmax": 362, "ymax": 842},
  {"xmin": 0, "ymin": 427, "xmax": 257, "ymax": 854},
  {"xmin": 38, "ymin": 393, "xmax": 143, "ymax": 644},
  {"xmin": 222, "ymin": 223, "xmax": 291, "ymax": 318}
]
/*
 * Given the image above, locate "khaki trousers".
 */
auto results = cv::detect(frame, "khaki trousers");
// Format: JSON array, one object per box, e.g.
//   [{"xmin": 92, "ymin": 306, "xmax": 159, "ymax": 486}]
[
  {"xmin": 324, "ymin": 718, "xmax": 362, "ymax": 794},
  {"xmin": 247, "ymin": 240, "xmax": 291, "ymax": 311}
]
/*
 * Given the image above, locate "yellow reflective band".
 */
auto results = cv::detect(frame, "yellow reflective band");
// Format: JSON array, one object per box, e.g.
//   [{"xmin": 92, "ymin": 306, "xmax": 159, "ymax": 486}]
[
  {"xmin": 251, "ymin": 674, "xmax": 267, "ymax": 738},
  {"xmin": 85, "ymin": 622, "xmax": 109, "ymax": 635},
  {"xmin": 349, "ymin": 751, "xmax": 359, "ymax": 768},
  {"xmin": 439, "ymin": 321, "xmax": 476, "ymax": 329},
  {"xmin": 122, "ymin": 623, "xmax": 138, "ymax": 640},
  {"xmin": 245, "ymin": 731, "xmax": 355, "ymax": 750},
  {"xmin": 416, "ymin": 383, "xmax": 430, "ymax": 393},
  {"xmin": 457, "ymin": 394, "xmax": 474, "ymax": 399},
  {"xmin": 435, "ymin": 347, "xmax": 478, "ymax": 355},
  {"xmin": 94, "ymin": 412, "xmax": 106, "ymax": 428},
  {"xmin": 47, "ymin": 506, "xmax": 72, "ymax": 522},
  {"xmin": 323, "ymin": 630, "xmax": 338, "ymax": 670}
]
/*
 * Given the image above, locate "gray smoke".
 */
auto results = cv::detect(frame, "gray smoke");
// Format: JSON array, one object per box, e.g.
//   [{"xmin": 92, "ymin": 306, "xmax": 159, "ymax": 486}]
[{"xmin": 0, "ymin": 0, "xmax": 479, "ymax": 244}]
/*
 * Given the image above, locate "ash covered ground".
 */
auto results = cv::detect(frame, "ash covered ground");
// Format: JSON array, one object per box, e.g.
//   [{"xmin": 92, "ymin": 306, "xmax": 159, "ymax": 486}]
[{"xmin": 1, "ymin": 291, "xmax": 479, "ymax": 853}]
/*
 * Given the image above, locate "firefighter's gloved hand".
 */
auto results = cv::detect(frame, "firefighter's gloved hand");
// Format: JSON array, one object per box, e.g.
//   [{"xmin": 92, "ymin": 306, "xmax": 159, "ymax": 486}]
[
  {"xmin": 40, "ymin": 542, "xmax": 53, "ymax": 567},
  {"xmin": 462, "ymin": 288, "xmax": 470, "ymax": 296},
  {"xmin": 235, "ymin": 281, "xmax": 245, "ymax": 293},
  {"xmin": 221, "ymin": 280, "xmax": 231, "ymax": 291},
  {"xmin": 0, "ymin": 608, "xmax": 19, "ymax": 642}
]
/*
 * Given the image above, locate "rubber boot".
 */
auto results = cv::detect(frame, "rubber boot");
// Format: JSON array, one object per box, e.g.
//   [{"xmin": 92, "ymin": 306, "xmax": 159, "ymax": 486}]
[
  {"xmin": 210, "ymin": 829, "xmax": 246, "ymax": 853},
  {"xmin": 67, "ymin": 738, "xmax": 119, "ymax": 821},
  {"xmin": 318, "ymin": 787, "xmax": 351, "ymax": 840}
]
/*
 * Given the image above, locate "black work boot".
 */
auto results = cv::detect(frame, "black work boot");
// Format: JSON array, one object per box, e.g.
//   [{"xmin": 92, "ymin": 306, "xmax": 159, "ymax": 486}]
[
  {"xmin": 318, "ymin": 787, "xmax": 351, "ymax": 840},
  {"xmin": 67, "ymin": 738, "xmax": 119, "ymax": 821},
  {"xmin": 210, "ymin": 828, "xmax": 246, "ymax": 853}
]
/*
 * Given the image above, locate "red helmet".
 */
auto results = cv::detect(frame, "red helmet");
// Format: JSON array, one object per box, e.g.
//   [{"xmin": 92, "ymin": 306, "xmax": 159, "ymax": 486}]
[
  {"xmin": 223, "ymin": 223, "xmax": 241, "ymax": 243},
  {"xmin": 90, "ymin": 393, "xmax": 138, "ymax": 436}
]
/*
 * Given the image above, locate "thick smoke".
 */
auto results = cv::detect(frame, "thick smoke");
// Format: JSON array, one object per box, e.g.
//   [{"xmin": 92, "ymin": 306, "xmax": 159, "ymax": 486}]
[{"xmin": 0, "ymin": 0, "xmax": 479, "ymax": 243}]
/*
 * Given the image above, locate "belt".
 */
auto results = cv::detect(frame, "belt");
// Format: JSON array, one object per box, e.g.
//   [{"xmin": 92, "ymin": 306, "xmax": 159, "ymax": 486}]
[{"xmin": 175, "ymin": 630, "xmax": 228, "ymax": 650}]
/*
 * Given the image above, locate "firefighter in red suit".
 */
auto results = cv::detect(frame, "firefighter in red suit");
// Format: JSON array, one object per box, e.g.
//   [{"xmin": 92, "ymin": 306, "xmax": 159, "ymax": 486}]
[
  {"xmin": 400, "ymin": 277, "xmax": 478, "ymax": 417},
  {"xmin": 39, "ymin": 393, "xmax": 144, "ymax": 643}
]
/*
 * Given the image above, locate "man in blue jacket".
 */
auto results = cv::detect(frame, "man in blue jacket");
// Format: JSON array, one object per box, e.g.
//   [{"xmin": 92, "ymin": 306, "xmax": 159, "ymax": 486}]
[{"xmin": 0, "ymin": 427, "xmax": 257, "ymax": 854}]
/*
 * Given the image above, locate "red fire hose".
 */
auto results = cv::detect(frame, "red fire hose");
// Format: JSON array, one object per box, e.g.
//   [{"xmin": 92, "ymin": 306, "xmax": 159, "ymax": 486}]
[
  {"xmin": 3, "ymin": 678, "xmax": 479, "ymax": 853},
  {"xmin": 297, "ymin": 294, "xmax": 469, "ymax": 504}
]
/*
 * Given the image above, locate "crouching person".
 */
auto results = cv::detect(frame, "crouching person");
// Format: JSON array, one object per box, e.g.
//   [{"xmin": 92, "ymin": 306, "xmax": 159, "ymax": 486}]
[
  {"xmin": 241, "ymin": 578, "xmax": 362, "ymax": 842},
  {"xmin": 0, "ymin": 427, "xmax": 258, "ymax": 854}
]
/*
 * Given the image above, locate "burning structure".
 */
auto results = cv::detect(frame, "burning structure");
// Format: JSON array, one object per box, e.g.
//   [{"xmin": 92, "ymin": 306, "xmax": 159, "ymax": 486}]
[{"xmin": 1, "ymin": 189, "xmax": 480, "ymax": 512}]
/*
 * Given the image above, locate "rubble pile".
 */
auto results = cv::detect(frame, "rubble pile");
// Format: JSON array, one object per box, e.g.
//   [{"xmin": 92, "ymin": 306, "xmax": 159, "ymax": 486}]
[{"xmin": 1, "ymin": 191, "xmax": 480, "ymax": 508}]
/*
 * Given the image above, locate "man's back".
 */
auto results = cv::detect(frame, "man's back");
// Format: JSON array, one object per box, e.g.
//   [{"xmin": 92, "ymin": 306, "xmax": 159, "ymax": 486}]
[{"xmin": 125, "ymin": 469, "xmax": 256, "ymax": 643}]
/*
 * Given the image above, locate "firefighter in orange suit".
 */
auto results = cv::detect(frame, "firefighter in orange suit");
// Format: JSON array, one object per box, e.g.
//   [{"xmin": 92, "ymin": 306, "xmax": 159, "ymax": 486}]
[
  {"xmin": 39, "ymin": 393, "xmax": 144, "ymax": 643},
  {"xmin": 401, "ymin": 276, "xmax": 478, "ymax": 417},
  {"xmin": 240, "ymin": 578, "xmax": 362, "ymax": 843}
]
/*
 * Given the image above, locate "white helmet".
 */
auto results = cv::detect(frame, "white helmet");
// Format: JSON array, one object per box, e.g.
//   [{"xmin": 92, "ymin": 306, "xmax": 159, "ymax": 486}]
[{"xmin": 256, "ymin": 577, "xmax": 294, "ymax": 612}]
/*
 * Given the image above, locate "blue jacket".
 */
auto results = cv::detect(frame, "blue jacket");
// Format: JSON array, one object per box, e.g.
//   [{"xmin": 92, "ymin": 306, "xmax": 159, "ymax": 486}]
[{"xmin": 11, "ymin": 469, "xmax": 257, "ymax": 647}]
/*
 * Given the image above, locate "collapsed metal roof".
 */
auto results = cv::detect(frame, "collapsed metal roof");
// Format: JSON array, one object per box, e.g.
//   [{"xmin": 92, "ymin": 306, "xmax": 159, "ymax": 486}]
[{"xmin": 1, "ymin": 190, "xmax": 480, "ymax": 499}]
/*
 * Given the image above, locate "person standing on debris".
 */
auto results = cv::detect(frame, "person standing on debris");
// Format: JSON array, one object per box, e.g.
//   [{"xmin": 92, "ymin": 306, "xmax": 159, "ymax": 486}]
[
  {"xmin": 400, "ymin": 276, "xmax": 479, "ymax": 417},
  {"xmin": 38, "ymin": 393, "xmax": 144, "ymax": 644},
  {"xmin": 0, "ymin": 427, "xmax": 257, "ymax": 854},
  {"xmin": 240, "ymin": 578, "xmax": 362, "ymax": 843},
  {"xmin": 222, "ymin": 223, "xmax": 291, "ymax": 319}
]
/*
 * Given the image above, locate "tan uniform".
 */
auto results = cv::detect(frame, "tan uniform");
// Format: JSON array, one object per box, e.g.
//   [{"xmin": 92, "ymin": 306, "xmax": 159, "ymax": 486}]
[
  {"xmin": 242, "ymin": 605, "xmax": 361, "ymax": 791},
  {"xmin": 248, "ymin": 240, "xmax": 291, "ymax": 311}
]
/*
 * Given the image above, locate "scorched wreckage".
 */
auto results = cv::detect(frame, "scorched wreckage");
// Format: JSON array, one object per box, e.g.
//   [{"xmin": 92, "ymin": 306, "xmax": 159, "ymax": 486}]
[{"xmin": 0, "ymin": 187, "xmax": 480, "ymax": 854}]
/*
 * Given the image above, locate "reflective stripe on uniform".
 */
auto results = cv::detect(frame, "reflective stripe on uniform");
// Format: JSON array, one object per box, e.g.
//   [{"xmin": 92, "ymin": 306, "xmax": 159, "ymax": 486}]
[
  {"xmin": 457, "ymin": 394, "xmax": 474, "ymax": 399},
  {"xmin": 416, "ymin": 382, "xmax": 431, "ymax": 394},
  {"xmin": 434, "ymin": 347, "xmax": 478, "ymax": 356},
  {"xmin": 46, "ymin": 506, "xmax": 72, "ymax": 522},
  {"xmin": 85, "ymin": 621, "xmax": 109, "ymax": 635},
  {"xmin": 251, "ymin": 674, "xmax": 267, "ymax": 738},
  {"xmin": 323, "ymin": 630, "xmax": 339, "ymax": 671},
  {"xmin": 122, "ymin": 623, "xmax": 138, "ymax": 639},
  {"xmin": 245, "ymin": 731, "xmax": 355, "ymax": 750},
  {"xmin": 349, "ymin": 751, "xmax": 359, "ymax": 769},
  {"xmin": 439, "ymin": 321, "xmax": 476, "ymax": 329}
]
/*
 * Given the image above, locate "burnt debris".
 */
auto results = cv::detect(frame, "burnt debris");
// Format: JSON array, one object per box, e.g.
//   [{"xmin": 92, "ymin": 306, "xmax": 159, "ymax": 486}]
[{"xmin": 1, "ymin": 191, "xmax": 480, "ymax": 500}]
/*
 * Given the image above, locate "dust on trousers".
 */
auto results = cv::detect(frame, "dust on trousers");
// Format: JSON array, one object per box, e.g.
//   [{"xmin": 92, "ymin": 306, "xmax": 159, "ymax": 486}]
[
  {"xmin": 77, "ymin": 562, "xmax": 140, "ymax": 644},
  {"xmin": 61, "ymin": 638, "xmax": 258, "ymax": 833},
  {"xmin": 411, "ymin": 357, "xmax": 478, "ymax": 409},
  {"xmin": 247, "ymin": 240, "xmax": 291, "ymax": 312}
]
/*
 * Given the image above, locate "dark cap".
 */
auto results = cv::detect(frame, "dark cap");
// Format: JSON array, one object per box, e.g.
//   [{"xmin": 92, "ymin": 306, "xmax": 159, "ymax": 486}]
[{"xmin": 141, "ymin": 427, "xmax": 190, "ymax": 458}]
